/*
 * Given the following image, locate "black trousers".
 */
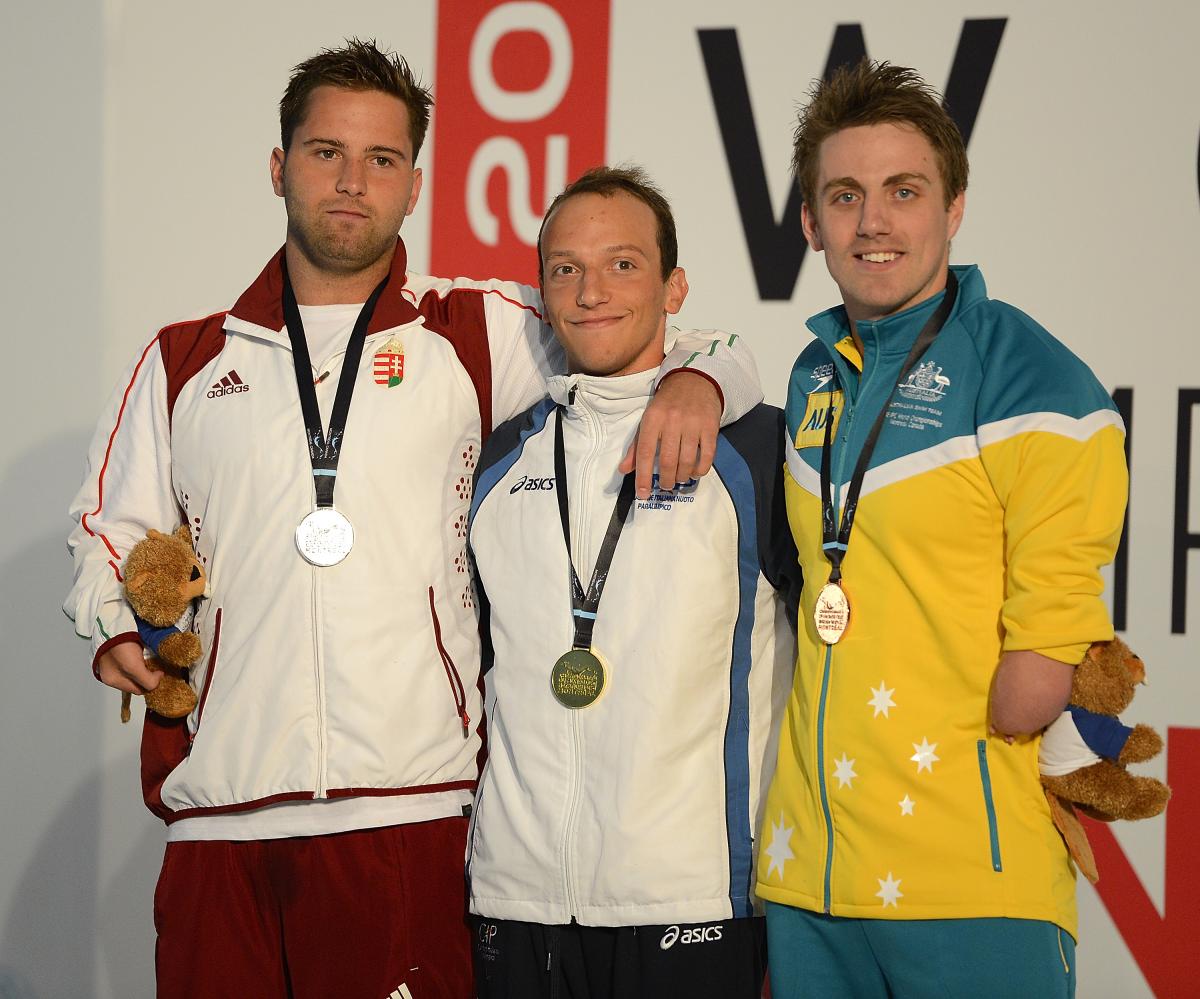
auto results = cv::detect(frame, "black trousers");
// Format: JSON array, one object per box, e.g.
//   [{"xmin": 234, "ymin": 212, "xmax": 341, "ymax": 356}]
[{"xmin": 470, "ymin": 915, "xmax": 766, "ymax": 999}]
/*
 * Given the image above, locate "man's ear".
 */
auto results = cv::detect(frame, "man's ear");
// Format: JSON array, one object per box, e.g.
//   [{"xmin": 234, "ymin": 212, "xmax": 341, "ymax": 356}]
[
  {"xmin": 946, "ymin": 189, "xmax": 965, "ymax": 241},
  {"xmin": 664, "ymin": 267, "xmax": 689, "ymax": 315},
  {"xmin": 405, "ymin": 168, "xmax": 423, "ymax": 217},
  {"xmin": 270, "ymin": 147, "xmax": 286, "ymax": 198},
  {"xmin": 801, "ymin": 203, "xmax": 823, "ymax": 252}
]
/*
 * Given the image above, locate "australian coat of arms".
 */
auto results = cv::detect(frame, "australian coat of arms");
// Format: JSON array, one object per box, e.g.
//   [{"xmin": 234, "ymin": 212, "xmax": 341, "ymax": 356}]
[{"xmin": 898, "ymin": 360, "xmax": 950, "ymax": 402}]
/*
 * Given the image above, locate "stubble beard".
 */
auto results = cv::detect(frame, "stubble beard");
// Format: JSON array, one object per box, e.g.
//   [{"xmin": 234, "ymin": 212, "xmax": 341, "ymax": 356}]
[{"xmin": 286, "ymin": 200, "xmax": 397, "ymax": 277}]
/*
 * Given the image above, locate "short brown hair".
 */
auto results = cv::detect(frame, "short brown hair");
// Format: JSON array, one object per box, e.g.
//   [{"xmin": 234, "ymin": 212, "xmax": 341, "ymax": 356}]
[
  {"xmin": 279, "ymin": 39, "xmax": 433, "ymax": 159},
  {"xmin": 793, "ymin": 59, "xmax": 968, "ymax": 209},
  {"xmin": 538, "ymin": 165, "xmax": 679, "ymax": 281}
]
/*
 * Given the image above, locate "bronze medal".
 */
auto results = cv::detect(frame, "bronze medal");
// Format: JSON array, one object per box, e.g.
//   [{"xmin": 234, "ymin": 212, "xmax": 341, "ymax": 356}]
[
  {"xmin": 551, "ymin": 648, "xmax": 607, "ymax": 708},
  {"xmin": 813, "ymin": 273, "xmax": 959, "ymax": 650},
  {"xmin": 814, "ymin": 581, "xmax": 851, "ymax": 644}
]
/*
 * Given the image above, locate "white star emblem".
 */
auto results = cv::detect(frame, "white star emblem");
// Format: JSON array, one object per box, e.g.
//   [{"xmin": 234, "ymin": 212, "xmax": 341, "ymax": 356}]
[
  {"xmin": 832, "ymin": 753, "xmax": 858, "ymax": 789},
  {"xmin": 876, "ymin": 872, "xmax": 903, "ymax": 908},
  {"xmin": 898, "ymin": 795, "xmax": 915, "ymax": 816},
  {"xmin": 763, "ymin": 814, "xmax": 796, "ymax": 881},
  {"xmin": 910, "ymin": 738, "xmax": 940, "ymax": 774},
  {"xmin": 868, "ymin": 682, "xmax": 896, "ymax": 718}
]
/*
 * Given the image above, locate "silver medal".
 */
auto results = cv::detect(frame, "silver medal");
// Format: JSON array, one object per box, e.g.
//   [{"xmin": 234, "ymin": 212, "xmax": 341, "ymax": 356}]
[{"xmin": 295, "ymin": 508, "xmax": 354, "ymax": 566}]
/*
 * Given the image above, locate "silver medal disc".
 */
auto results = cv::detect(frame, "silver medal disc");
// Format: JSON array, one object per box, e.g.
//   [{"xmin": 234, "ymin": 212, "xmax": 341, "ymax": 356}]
[
  {"xmin": 814, "ymin": 581, "xmax": 851, "ymax": 644},
  {"xmin": 295, "ymin": 508, "xmax": 354, "ymax": 566}
]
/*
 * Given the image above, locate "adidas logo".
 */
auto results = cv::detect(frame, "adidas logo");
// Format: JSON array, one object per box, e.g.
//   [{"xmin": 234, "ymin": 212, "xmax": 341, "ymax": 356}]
[
  {"xmin": 385, "ymin": 986, "xmax": 413, "ymax": 999},
  {"xmin": 207, "ymin": 370, "xmax": 250, "ymax": 398}
]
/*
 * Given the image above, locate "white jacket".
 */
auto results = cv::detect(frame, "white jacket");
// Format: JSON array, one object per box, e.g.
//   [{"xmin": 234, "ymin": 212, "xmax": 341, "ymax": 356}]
[
  {"xmin": 64, "ymin": 244, "xmax": 763, "ymax": 840},
  {"xmin": 466, "ymin": 368, "xmax": 798, "ymax": 926}
]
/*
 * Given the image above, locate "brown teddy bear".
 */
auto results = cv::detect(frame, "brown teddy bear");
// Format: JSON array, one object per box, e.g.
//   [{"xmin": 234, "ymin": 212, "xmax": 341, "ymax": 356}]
[
  {"xmin": 118, "ymin": 526, "xmax": 206, "ymax": 723},
  {"xmin": 1039, "ymin": 637, "xmax": 1171, "ymax": 883}
]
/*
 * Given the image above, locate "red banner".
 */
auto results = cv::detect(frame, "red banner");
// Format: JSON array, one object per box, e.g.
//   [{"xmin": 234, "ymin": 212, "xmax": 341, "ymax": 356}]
[
  {"xmin": 431, "ymin": 0, "xmax": 611, "ymax": 284},
  {"xmin": 1087, "ymin": 727, "xmax": 1200, "ymax": 998}
]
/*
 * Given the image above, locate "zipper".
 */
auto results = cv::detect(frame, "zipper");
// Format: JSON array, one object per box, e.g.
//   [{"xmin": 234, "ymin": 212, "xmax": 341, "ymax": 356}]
[
  {"xmin": 976, "ymin": 739, "xmax": 1003, "ymax": 872},
  {"xmin": 305, "ymin": 328, "xmax": 414, "ymax": 795},
  {"xmin": 428, "ymin": 587, "xmax": 470, "ymax": 736},
  {"xmin": 816, "ymin": 642, "xmax": 835, "ymax": 911},
  {"xmin": 558, "ymin": 390, "xmax": 602, "ymax": 919},
  {"xmin": 190, "ymin": 607, "xmax": 223, "ymax": 741},
  {"xmin": 312, "ymin": 569, "xmax": 329, "ymax": 798},
  {"xmin": 817, "ymin": 333, "xmax": 878, "ymax": 910},
  {"xmin": 561, "ymin": 714, "xmax": 585, "ymax": 919},
  {"xmin": 831, "ymin": 332, "xmax": 877, "ymax": 488}
]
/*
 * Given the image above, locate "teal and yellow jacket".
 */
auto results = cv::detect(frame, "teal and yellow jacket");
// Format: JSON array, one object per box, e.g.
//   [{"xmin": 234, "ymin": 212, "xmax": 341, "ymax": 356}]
[{"xmin": 757, "ymin": 265, "xmax": 1127, "ymax": 937}]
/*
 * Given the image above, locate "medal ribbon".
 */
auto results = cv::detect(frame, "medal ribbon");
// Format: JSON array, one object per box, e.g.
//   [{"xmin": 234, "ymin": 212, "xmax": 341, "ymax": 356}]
[
  {"xmin": 553, "ymin": 408, "xmax": 636, "ymax": 652},
  {"xmin": 281, "ymin": 265, "xmax": 389, "ymax": 509},
  {"xmin": 819, "ymin": 271, "xmax": 959, "ymax": 585}
]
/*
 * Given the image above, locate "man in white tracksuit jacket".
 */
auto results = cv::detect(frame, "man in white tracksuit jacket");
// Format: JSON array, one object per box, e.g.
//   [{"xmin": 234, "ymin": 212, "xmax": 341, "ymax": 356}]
[{"xmin": 466, "ymin": 166, "xmax": 800, "ymax": 998}]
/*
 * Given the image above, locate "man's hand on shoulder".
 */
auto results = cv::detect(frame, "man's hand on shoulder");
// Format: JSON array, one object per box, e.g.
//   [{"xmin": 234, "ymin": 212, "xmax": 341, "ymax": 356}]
[
  {"xmin": 621, "ymin": 371, "xmax": 721, "ymax": 500},
  {"xmin": 96, "ymin": 640, "xmax": 162, "ymax": 694},
  {"xmin": 990, "ymin": 649, "xmax": 1075, "ymax": 738}
]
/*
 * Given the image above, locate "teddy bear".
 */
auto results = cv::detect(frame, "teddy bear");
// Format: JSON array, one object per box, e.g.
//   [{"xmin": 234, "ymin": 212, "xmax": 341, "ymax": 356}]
[
  {"xmin": 1039, "ymin": 636, "xmax": 1171, "ymax": 883},
  {"xmin": 117, "ymin": 525, "xmax": 206, "ymax": 723}
]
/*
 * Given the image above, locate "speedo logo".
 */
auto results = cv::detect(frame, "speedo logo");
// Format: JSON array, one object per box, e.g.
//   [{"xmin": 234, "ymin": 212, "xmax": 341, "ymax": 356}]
[
  {"xmin": 509, "ymin": 473, "xmax": 556, "ymax": 495},
  {"xmin": 207, "ymin": 370, "xmax": 250, "ymax": 398},
  {"xmin": 659, "ymin": 924, "xmax": 724, "ymax": 950}
]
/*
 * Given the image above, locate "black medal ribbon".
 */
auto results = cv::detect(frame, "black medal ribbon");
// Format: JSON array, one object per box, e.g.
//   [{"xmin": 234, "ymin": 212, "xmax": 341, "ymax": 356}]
[
  {"xmin": 281, "ymin": 264, "xmax": 389, "ymax": 509},
  {"xmin": 819, "ymin": 271, "xmax": 959, "ymax": 584},
  {"xmin": 553, "ymin": 408, "xmax": 636, "ymax": 652}
]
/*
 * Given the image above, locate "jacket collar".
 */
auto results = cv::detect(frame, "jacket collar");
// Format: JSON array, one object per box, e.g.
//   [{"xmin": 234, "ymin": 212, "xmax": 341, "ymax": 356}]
[
  {"xmin": 547, "ymin": 367, "xmax": 658, "ymax": 418},
  {"xmin": 223, "ymin": 240, "xmax": 424, "ymax": 346},
  {"xmin": 804, "ymin": 264, "xmax": 985, "ymax": 383}
]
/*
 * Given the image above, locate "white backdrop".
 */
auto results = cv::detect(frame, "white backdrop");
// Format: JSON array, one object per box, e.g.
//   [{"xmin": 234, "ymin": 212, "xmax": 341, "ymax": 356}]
[{"xmin": 2, "ymin": 1, "xmax": 1196, "ymax": 996}]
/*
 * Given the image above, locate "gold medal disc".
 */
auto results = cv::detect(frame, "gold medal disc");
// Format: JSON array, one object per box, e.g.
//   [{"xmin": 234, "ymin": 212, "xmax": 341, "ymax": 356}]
[
  {"xmin": 814, "ymin": 582, "xmax": 851, "ymax": 644},
  {"xmin": 551, "ymin": 648, "xmax": 607, "ymax": 708}
]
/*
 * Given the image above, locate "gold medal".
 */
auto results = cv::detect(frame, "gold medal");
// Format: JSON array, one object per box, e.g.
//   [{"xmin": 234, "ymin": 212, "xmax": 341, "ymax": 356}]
[
  {"xmin": 814, "ymin": 581, "xmax": 851, "ymax": 644},
  {"xmin": 551, "ymin": 648, "xmax": 607, "ymax": 708}
]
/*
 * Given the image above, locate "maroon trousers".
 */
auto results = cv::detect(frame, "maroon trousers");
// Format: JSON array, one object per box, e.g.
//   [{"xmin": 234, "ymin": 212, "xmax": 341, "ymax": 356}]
[{"xmin": 153, "ymin": 817, "xmax": 473, "ymax": 998}]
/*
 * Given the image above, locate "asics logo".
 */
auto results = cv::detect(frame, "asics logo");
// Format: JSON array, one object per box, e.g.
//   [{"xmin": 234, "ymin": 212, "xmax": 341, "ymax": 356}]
[
  {"xmin": 659, "ymin": 924, "xmax": 724, "ymax": 949},
  {"xmin": 509, "ymin": 474, "xmax": 556, "ymax": 495}
]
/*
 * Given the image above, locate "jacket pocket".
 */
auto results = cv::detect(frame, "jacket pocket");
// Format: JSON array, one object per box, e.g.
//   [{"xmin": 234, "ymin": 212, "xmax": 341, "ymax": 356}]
[
  {"xmin": 191, "ymin": 607, "xmax": 222, "ymax": 738},
  {"xmin": 976, "ymin": 739, "xmax": 1003, "ymax": 872},
  {"xmin": 428, "ymin": 587, "xmax": 470, "ymax": 736}
]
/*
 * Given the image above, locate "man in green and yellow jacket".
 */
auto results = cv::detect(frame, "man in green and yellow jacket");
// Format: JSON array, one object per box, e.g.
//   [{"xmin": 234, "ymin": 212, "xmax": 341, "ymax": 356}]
[{"xmin": 758, "ymin": 59, "xmax": 1126, "ymax": 999}]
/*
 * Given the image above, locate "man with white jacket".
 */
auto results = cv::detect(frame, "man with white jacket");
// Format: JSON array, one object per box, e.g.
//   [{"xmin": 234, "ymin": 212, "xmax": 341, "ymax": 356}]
[{"xmin": 467, "ymin": 166, "xmax": 800, "ymax": 997}]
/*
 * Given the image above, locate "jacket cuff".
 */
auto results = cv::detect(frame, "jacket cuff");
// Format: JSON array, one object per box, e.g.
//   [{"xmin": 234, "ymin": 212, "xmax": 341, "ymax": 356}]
[
  {"xmin": 655, "ymin": 368, "xmax": 726, "ymax": 417},
  {"xmin": 92, "ymin": 632, "xmax": 143, "ymax": 681}
]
